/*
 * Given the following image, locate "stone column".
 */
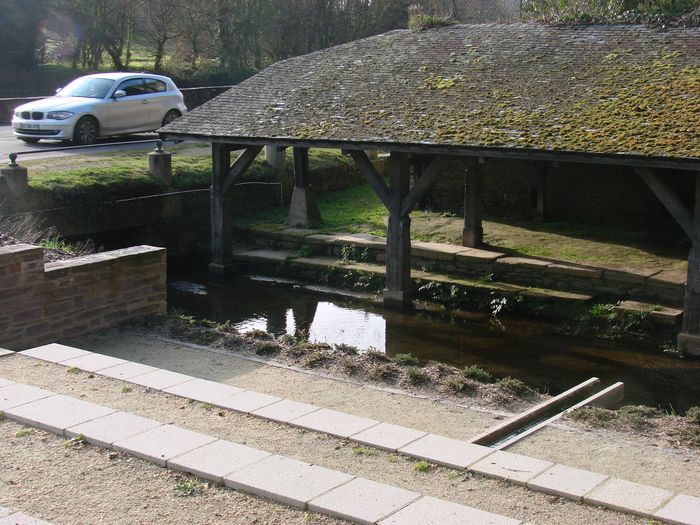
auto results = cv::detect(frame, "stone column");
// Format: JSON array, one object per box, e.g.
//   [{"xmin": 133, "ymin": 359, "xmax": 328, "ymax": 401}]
[
  {"xmin": 288, "ymin": 147, "xmax": 322, "ymax": 227},
  {"xmin": 1, "ymin": 153, "xmax": 29, "ymax": 197},
  {"xmin": 384, "ymin": 152, "xmax": 412, "ymax": 308},
  {"xmin": 148, "ymin": 140, "xmax": 172, "ymax": 185}
]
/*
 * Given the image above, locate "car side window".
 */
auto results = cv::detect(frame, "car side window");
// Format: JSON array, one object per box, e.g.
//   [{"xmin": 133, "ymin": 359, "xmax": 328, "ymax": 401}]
[
  {"xmin": 142, "ymin": 79, "xmax": 167, "ymax": 93},
  {"xmin": 116, "ymin": 78, "xmax": 146, "ymax": 97}
]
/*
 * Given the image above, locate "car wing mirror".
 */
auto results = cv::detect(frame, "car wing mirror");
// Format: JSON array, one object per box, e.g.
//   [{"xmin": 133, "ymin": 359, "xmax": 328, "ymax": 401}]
[
  {"xmin": 55, "ymin": 88, "xmax": 62, "ymax": 94},
  {"xmin": 113, "ymin": 90, "xmax": 126, "ymax": 99}
]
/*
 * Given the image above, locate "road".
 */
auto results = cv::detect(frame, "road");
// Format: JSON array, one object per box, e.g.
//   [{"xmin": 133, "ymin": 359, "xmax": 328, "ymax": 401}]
[{"xmin": 0, "ymin": 125, "xmax": 172, "ymax": 163}]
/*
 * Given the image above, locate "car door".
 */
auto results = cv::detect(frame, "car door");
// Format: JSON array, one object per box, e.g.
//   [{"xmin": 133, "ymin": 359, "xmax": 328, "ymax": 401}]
[
  {"xmin": 140, "ymin": 78, "xmax": 171, "ymax": 128},
  {"xmin": 106, "ymin": 78, "xmax": 155, "ymax": 133}
]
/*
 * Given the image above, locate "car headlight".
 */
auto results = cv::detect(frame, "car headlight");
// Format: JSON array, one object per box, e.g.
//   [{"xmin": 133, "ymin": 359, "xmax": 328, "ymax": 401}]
[{"xmin": 46, "ymin": 111, "xmax": 74, "ymax": 120}]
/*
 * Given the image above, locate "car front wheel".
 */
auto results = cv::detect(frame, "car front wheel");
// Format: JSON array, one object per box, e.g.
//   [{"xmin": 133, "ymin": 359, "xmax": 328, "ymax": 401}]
[
  {"xmin": 162, "ymin": 110, "xmax": 181, "ymax": 127},
  {"xmin": 73, "ymin": 116, "xmax": 99, "ymax": 145}
]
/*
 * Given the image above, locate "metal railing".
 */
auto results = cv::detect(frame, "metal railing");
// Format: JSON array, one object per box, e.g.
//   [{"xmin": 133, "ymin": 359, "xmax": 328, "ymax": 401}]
[{"xmin": 0, "ymin": 85, "xmax": 234, "ymax": 103}]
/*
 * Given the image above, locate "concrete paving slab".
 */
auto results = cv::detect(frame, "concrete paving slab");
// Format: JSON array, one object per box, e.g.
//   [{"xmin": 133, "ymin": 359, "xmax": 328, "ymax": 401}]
[
  {"xmin": 654, "ymin": 494, "xmax": 700, "ymax": 525},
  {"xmin": 251, "ymin": 399, "xmax": 320, "ymax": 423},
  {"xmin": 0, "ymin": 378, "xmax": 15, "ymax": 388},
  {"xmin": 60, "ymin": 353, "xmax": 128, "ymax": 373},
  {"xmin": 0, "ymin": 512, "xmax": 54, "ymax": 525},
  {"xmin": 290, "ymin": 408, "xmax": 379, "ymax": 439},
  {"xmin": 19, "ymin": 343, "xmax": 91, "ymax": 363},
  {"xmin": 163, "ymin": 378, "xmax": 245, "ymax": 404},
  {"xmin": 66, "ymin": 411, "xmax": 163, "ymax": 448},
  {"xmin": 0, "ymin": 508, "xmax": 10, "ymax": 518},
  {"xmin": 215, "ymin": 391, "xmax": 282, "ymax": 414},
  {"xmin": 126, "ymin": 369, "xmax": 194, "ymax": 390},
  {"xmin": 527, "ymin": 464, "xmax": 608, "ymax": 501},
  {"xmin": 113, "ymin": 424, "xmax": 217, "ymax": 467},
  {"xmin": 97, "ymin": 361, "xmax": 158, "ymax": 380},
  {"xmin": 398, "ymin": 434, "xmax": 493, "ymax": 469},
  {"xmin": 349, "ymin": 422, "xmax": 427, "ymax": 452},
  {"xmin": 169, "ymin": 439, "xmax": 271, "ymax": 483},
  {"xmin": 4, "ymin": 394, "xmax": 116, "ymax": 435},
  {"xmin": 0, "ymin": 383, "xmax": 54, "ymax": 410},
  {"xmin": 309, "ymin": 477, "xmax": 420, "ymax": 525},
  {"xmin": 224, "ymin": 455, "xmax": 354, "ymax": 509},
  {"xmin": 470, "ymin": 450, "xmax": 553, "ymax": 485},
  {"xmin": 583, "ymin": 477, "xmax": 673, "ymax": 517},
  {"xmin": 378, "ymin": 495, "xmax": 522, "ymax": 525},
  {"xmin": 0, "ymin": 349, "xmax": 14, "ymax": 357}
]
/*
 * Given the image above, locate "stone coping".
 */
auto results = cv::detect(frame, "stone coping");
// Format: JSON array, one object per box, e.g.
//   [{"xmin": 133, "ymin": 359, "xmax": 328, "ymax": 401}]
[
  {"xmin": 11, "ymin": 343, "xmax": 700, "ymax": 525},
  {"xmin": 0, "ymin": 379, "xmax": 524, "ymax": 525}
]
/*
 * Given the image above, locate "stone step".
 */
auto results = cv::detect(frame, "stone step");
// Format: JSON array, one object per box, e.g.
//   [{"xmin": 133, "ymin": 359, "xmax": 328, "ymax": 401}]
[
  {"xmin": 9, "ymin": 344, "xmax": 700, "ymax": 525},
  {"xmin": 615, "ymin": 300, "xmax": 683, "ymax": 326}
]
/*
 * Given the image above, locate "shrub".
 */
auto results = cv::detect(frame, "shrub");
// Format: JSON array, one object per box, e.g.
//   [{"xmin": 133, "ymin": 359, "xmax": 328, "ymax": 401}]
[
  {"xmin": 369, "ymin": 364, "xmax": 399, "ymax": 382},
  {"xmin": 393, "ymin": 353, "xmax": 420, "ymax": 366},
  {"xmin": 301, "ymin": 352, "xmax": 329, "ymax": 368},
  {"xmin": 685, "ymin": 406, "xmax": 700, "ymax": 424},
  {"xmin": 463, "ymin": 365, "xmax": 493, "ymax": 383},
  {"xmin": 255, "ymin": 342, "xmax": 280, "ymax": 356},
  {"xmin": 406, "ymin": 366, "xmax": 430, "ymax": 385},
  {"xmin": 441, "ymin": 375, "xmax": 476, "ymax": 395},
  {"xmin": 496, "ymin": 377, "xmax": 534, "ymax": 397}
]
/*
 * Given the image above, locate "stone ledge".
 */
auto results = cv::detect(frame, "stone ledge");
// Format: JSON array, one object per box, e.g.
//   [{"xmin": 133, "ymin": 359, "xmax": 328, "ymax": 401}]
[{"xmin": 547, "ymin": 264, "xmax": 603, "ymax": 279}]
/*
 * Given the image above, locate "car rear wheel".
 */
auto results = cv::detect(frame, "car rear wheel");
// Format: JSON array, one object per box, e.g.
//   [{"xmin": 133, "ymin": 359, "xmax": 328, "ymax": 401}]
[
  {"xmin": 20, "ymin": 138, "xmax": 40, "ymax": 144},
  {"xmin": 73, "ymin": 116, "xmax": 99, "ymax": 145},
  {"xmin": 162, "ymin": 110, "xmax": 181, "ymax": 126}
]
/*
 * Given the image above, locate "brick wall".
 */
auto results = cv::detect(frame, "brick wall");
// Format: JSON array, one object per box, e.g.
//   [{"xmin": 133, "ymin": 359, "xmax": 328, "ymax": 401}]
[{"xmin": 0, "ymin": 244, "xmax": 166, "ymax": 350}]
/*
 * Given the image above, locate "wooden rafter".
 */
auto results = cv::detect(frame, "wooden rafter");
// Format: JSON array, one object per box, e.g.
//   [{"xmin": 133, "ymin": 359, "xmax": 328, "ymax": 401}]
[
  {"xmin": 221, "ymin": 145, "xmax": 264, "ymax": 195},
  {"xmin": 637, "ymin": 167, "xmax": 696, "ymax": 243}
]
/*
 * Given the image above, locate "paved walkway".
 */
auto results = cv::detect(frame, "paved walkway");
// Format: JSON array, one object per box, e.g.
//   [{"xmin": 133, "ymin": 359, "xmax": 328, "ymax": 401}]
[
  {"xmin": 0, "ymin": 507, "xmax": 54, "ymax": 525},
  {"xmin": 3, "ymin": 344, "xmax": 699, "ymax": 525}
]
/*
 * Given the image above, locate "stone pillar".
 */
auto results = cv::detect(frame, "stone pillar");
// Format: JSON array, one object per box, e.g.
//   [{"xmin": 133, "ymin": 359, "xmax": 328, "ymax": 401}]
[
  {"xmin": 463, "ymin": 159, "xmax": 484, "ymax": 247},
  {"xmin": 678, "ymin": 171, "xmax": 700, "ymax": 356},
  {"xmin": 1, "ymin": 153, "xmax": 29, "ymax": 197},
  {"xmin": 288, "ymin": 147, "xmax": 322, "ymax": 228},
  {"xmin": 209, "ymin": 143, "xmax": 233, "ymax": 276},
  {"xmin": 265, "ymin": 145, "xmax": 286, "ymax": 173},
  {"xmin": 148, "ymin": 140, "xmax": 172, "ymax": 185},
  {"xmin": 384, "ymin": 152, "xmax": 412, "ymax": 308}
]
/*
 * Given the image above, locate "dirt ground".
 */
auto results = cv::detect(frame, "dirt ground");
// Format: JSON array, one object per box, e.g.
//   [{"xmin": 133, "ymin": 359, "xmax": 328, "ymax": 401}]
[{"xmin": 2, "ymin": 326, "xmax": 697, "ymax": 524}]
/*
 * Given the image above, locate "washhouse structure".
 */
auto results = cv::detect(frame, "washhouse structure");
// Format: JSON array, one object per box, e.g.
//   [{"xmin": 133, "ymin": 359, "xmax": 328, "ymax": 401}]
[{"xmin": 161, "ymin": 24, "xmax": 700, "ymax": 351}]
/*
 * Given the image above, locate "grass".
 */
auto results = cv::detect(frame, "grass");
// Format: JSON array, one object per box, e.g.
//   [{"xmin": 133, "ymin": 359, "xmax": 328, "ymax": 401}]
[
  {"xmin": 414, "ymin": 460, "xmax": 432, "ymax": 472},
  {"xmin": 393, "ymin": 353, "xmax": 420, "ymax": 366},
  {"xmin": 174, "ymin": 477, "xmax": 202, "ymax": 497},
  {"xmin": 352, "ymin": 446, "xmax": 376, "ymax": 456},
  {"xmin": 66, "ymin": 366, "xmax": 79, "ymax": 374},
  {"xmin": 15, "ymin": 428, "xmax": 34, "ymax": 438},
  {"xmin": 463, "ymin": 365, "xmax": 493, "ymax": 383},
  {"xmin": 120, "ymin": 386, "xmax": 132, "ymax": 393}
]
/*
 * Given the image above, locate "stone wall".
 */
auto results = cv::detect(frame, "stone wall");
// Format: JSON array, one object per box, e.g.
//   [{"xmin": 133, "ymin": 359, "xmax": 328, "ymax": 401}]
[{"xmin": 0, "ymin": 244, "xmax": 166, "ymax": 350}]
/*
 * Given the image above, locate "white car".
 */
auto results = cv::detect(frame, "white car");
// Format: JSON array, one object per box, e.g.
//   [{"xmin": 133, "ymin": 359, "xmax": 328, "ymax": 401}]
[{"xmin": 12, "ymin": 72, "xmax": 187, "ymax": 145}]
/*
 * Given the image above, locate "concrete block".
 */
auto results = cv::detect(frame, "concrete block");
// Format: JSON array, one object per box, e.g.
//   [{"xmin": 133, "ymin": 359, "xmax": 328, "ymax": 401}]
[
  {"xmin": 224, "ymin": 455, "xmax": 353, "ymax": 509},
  {"xmin": 470, "ymin": 450, "xmax": 553, "ymax": 485},
  {"xmin": 169, "ymin": 439, "xmax": 271, "ymax": 483},
  {"xmin": 5, "ymin": 394, "xmax": 115, "ymax": 435},
  {"xmin": 378, "ymin": 495, "xmax": 521, "ymax": 525},
  {"xmin": 398, "ymin": 434, "xmax": 493, "ymax": 469},
  {"xmin": 547, "ymin": 264, "xmax": 602, "ymax": 279},
  {"xmin": 163, "ymin": 378, "xmax": 245, "ymax": 404},
  {"xmin": 309, "ymin": 477, "xmax": 420, "ymax": 525},
  {"xmin": 0, "ymin": 349, "xmax": 14, "ymax": 357},
  {"xmin": 455, "ymin": 248, "xmax": 504, "ymax": 263},
  {"xmin": 0, "ymin": 384, "xmax": 54, "ymax": 410},
  {"xmin": 411, "ymin": 241, "xmax": 463, "ymax": 261},
  {"xmin": 0, "ymin": 512, "xmax": 54, "ymax": 525},
  {"xmin": 113, "ymin": 424, "xmax": 217, "ymax": 467},
  {"xmin": 654, "ymin": 494, "xmax": 700, "ymax": 525},
  {"xmin": 0, "ymin": 378, "xmax": 15, "ymax": 388},
  {"xmin": 290, "ymin": 408, "xmax": 379, "ymax": 439},
  {"xmin": 527, "ymin": 464, "xmax": 608, "ymax": 501},
  {"xmin": 496, "ymin": 257, "xmax": 550, "ymax": 270},
  {"xmin": 60, "ymin": 353, "xmax": 128, "ymax": 373},
  {"xmin": 215, "ymin": 391, "xmax": 282, "ymax": 413},
  {"xmin": 66, "ymin": 411, "xmax": 163, "ymax": 448},
  {"xmin": 350, "ymin": 422, "xmax": 427, "ymax": 452},
  {"xmin": 97, "ymin": 361, "xmax": 158, "ymax": 380},
  {"xmin": 583, "ymin": 477, "xmax": 673, "ymax": 517},
  {"xmin": 19, "ymin": 343, "xmax": 91, "ymax": 363},
  {"xmin": 127, "ymin": 369, "xmax": 194, "ymax": 390},
  {"xmin": 251, "ymin": 399, "xmax": 320, "ymax": 423}
]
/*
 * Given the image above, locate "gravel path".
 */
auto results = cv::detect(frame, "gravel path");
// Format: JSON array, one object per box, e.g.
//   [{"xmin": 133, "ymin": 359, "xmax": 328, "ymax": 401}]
[{"xmin": 1, "ymin": 351, "xmax": 650, "ymax": 525}]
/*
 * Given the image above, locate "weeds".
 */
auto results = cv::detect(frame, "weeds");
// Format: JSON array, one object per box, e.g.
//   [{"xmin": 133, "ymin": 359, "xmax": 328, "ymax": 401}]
[
  {"xmin": 255, "ymin": 342, "xmax": 280, "ymax": 356},
  {"xmin": 393, "ymin": 353, "xmax": 420, "ymax": 366},
  {"xmin": 66, "ymin": 366, "xmax": 79, "ymax": 374},
  {"xmin": 298, "ymin": 244, "xmax": 313, "ymax": 257},
  {"xmin": 120, "ymin": 386, "xmax": 132, "ymax": 393},
  {"xmin": 414, "ymin": 460, "xmax": 432, "ymax": 472},
  {"xmin": 686, "ymin": 406, "xmax": 700, "ymax": 424},
  {"xmin": 64, "ymin": 434, "xmax": 87, "ymax": 448},
  {"xmin": 496, "ymin": 377, "xmax": 534, "ymax": 397},
  {"xmin": 15, "ymin": 428, "xmax": 34, "ymax": 438},
  {"xmin": 463, "ymin": 365, "xmax": 493, "ymax": 383},
  {"xmin": 352, "ymin": 446, "xmax": 376, "ymax": 456},
  {"xmin": 174, "ymin": 477, "xmax": 202, "ymax": 497},
  {"xmin": 301, "ymin": 352, "xmax": 329, "ymax": 368},
  {"xmin": 406, "ymin": 366, "xmax": 431, "ymax": 385},
  {"xmin": 441, "ymin": 375, "xmax": 476, "ymax": 395},
  {"xmin": 340, "ymin": 245, "xmax": 370, "ymax": 264},
  {"xmin": 369, "ymin": 364, "xmax": 399, "ymax": 382}
]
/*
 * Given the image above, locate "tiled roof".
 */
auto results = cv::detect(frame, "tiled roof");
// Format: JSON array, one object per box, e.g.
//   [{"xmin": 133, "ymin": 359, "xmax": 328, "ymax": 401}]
[{"xmin": 162, "ymin": 24, "xmax": 700, "ymax": 161}]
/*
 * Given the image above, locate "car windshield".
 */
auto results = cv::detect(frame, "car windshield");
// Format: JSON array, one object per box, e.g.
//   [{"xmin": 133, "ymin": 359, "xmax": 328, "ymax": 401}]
[{"xmin": 57, "ymin": 78, "xmax": 115, "ymax": 99}]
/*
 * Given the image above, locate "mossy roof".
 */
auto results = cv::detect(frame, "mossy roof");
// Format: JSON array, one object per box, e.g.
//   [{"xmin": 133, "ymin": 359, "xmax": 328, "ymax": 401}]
[{"xmin": 162, "ymin": 24, "xmax": 700, "ymax": 163}]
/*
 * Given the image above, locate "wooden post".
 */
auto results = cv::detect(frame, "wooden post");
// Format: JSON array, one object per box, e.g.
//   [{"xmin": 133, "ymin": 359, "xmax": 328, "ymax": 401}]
[
  {"xmin": 535, "ymin": 161, "xmax": 548, "ymax": 222},
  {"xmin": 677, "ymin": 172, "xmax": 700, "ymax": 356},
  {"xmin": 288, "ymin": 147, "xmax": 322, "ymax": 227},
  {"xmin": 384, "ymin": 152, "xmax": 412, "ymax": 308},
  {"xmin": 463, "ymin": 159, "xmax": 484, "ymax": 247},
  {"xmin": 209, "ymin": 143, "xmax": 233, "ymax": 275}
]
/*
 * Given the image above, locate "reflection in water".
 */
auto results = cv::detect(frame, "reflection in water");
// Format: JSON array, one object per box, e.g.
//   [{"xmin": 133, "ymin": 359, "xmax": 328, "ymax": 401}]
[{"xmin": 168, "ymin": 276, "xmax": 700, "ymax": 411}]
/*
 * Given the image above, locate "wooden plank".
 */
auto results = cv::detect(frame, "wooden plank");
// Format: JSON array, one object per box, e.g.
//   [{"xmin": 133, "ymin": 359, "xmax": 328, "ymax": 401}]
[
  {"xmin": 637, "ymin": 167, "xmax": 695, "ymax": 242},
  {"xmin": 400, "ymin": 157, "xmax": 457, "ymax": 218},
  {"xmin": 162, "ymin": 133, "xmax": 700, "ymax": 172},
  {"xmin": 221, "ymin": 145, "xmax": 264, "ymax": 195},
  {"xmin": 463, "ymin": 160, "xmax": 484, "ymax": 247},
  {"xmin": 348, "ymin": 150, "xmax": 391, "ymax": 209}
]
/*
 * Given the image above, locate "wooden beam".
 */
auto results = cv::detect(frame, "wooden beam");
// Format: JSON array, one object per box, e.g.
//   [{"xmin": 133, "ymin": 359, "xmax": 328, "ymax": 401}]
[
  {"xmin": 463, "ymin": 159, "xmax": 484, "ymax": 247},
  {"xmin": 535, "ymin": 161, "xmax": 548, "ymax": 222},
  {"xmin": 384, "ymin": 152, "xmax": 412, "ymax": 307},
  {"xmin": 210, "ymin": 143, "xmax": 233, "ymax": 271},
  {"xmin": 400, "ymin": 157, "xmax": 456, "ymax": 218},
  {"xmin": 221, "ymin": 145, "xmax": 264, "ymax": 195},
  {"xmin": 348, "ymin": 150, "xmax": 391, "ymax": 209},
  {"xmin": 289, "ymin": 147, "xmax": 322, "ymax": 227},
  {"xmin": 293, "ymin": 147, "xmax": 310, "ymax": 188},
  {"xmin": 637, "ymin": 167, "xmax": 695, "ymax": 242}
]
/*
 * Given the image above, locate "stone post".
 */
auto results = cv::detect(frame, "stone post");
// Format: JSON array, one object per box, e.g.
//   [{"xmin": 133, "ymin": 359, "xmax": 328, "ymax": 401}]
[
  {"xmin": 1, "ymin": 153, "xmax": 29, "ymax": 197},
  {"xmin": 148, "ymin": 140, "xmax": 172, "ymax": 185}
]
